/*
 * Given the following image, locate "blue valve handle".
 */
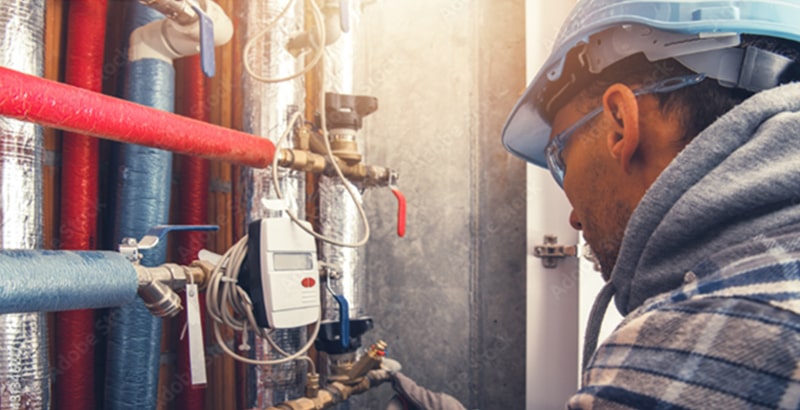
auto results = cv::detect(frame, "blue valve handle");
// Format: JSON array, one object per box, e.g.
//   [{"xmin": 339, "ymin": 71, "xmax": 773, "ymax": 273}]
[
  {"xmin": 138, "ymin": 224, "xmax": 219, "ymax": 250},
  {"xmin": 190, "ymin": 4, "xmax": 216, "ymax": 77},
  {"xmin": 333, "ymin": 294, "xmax": 351, "ymax": 349},
  {"xmin": 340, "ymin": 0, "xmax": 350, "ymax": 33},
  {"xmin": 325, "ymin": 277, "xmax": 351, "ymax": 349}
]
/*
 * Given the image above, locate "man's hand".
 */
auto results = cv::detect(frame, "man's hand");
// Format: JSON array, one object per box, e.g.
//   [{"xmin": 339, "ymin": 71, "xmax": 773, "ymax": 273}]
[{"xmin": 385, "ymin": 372, "xmax": 466, "ymax": 410}]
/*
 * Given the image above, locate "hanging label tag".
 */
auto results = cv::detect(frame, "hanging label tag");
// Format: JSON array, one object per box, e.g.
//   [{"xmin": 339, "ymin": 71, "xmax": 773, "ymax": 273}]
[
  {"xmin": 191, "ymin": 4, "xmax": 216, "ymax": 77},
  {"xmin": 186, "ymin": 284, "xmax": 208, "ymax": 386}
]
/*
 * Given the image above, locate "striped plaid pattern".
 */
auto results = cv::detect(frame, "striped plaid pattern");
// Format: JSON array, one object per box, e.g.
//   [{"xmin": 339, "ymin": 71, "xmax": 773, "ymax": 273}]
[{"xmin": 569, "ymin": 226, "xmax": 800, "ymax": 409}]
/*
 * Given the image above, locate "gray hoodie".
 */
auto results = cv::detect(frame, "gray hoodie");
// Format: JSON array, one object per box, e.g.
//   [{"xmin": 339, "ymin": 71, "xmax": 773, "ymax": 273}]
[{"xmin": 577, "ymin": 81, "xmax": 800, "ymax": 408}]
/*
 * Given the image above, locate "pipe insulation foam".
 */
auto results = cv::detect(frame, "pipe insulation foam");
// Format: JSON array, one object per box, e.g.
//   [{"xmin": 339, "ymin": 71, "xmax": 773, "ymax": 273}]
[{"xmin": 0, "ymin": 251, "xmax": 138, "ymax": 313}]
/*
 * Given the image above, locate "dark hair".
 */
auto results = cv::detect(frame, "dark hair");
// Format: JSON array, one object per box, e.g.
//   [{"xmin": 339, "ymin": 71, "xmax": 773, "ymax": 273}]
[{"xmin": 578, "ymin": 35, "xmax": 800, "ymax": 144}]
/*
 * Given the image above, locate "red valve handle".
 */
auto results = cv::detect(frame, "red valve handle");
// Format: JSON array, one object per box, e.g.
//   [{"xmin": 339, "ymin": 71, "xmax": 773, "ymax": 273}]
[{"xmin": 391, "ymin": 188, "xmax": 406, "ymax": 238}]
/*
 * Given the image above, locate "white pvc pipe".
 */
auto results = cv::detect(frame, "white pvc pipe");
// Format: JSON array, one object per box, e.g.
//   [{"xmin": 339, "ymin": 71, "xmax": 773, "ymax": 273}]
[{"xmin": 129, "ymin": 0, "xmax": 233, "ymax": 63}]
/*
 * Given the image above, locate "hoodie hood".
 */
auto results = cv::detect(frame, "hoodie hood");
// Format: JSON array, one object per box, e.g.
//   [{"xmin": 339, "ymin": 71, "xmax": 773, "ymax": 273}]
[{"xmin": 610, "ymin": 82, "xmax": 800, "ymax": 316}]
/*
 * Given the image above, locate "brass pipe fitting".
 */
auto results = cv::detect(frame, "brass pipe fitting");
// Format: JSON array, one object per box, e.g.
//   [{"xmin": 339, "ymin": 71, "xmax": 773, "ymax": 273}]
[
  {"xmin": 327, "ymin": 352, "xmax": 357, "ymax": 383},
  {"xmin": 305, "ymin": 373, "xmax": 320, "ymax": 399},
  {"xmin": 278, "ymin": 149, "xmax": 327, "ymax": 174},
  {"xmin": 295, "ymin": 124, "xmax": 311, "ymax": 151},
  {"xmin": 278, "ymin": 148, "xmax": 394, "ymax": 187},
  {"xmin": 328, "ymin": 128, "xmax": 362, "ymax": 165},
  {"xmin": 267, "ymin": 370, "xmax": 391, "ymax": 410},
  {"xmin": 136, "ymin": 265, "xmax": 183, "ymax": 318},
  {"xmin": 308, "ymin": 129, "xmax": 329, "ymax": 156},
  {"xmin": 135, "ymin": 260, "xmax": 214, "ymax": 318},
  {"xmin": 347, "ymin": 340, "xmax": 387, "ymax": 381}
]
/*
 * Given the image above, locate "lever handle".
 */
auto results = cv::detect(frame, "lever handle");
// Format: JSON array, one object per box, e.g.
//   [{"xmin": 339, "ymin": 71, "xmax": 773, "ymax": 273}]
[
  {"xmin": 190, "ymin": 4, "xmax": 216, "ymax": 77},
  {"xmin": 332, "ymin": 294, "xmax": 351, "ymax": 349},
  {"xmin": 138, "ymin": 224, "xmax": 219, "ymax": 250},
  {"xmin": 391, "ymin": 188, "xmax": 406, "ymax": 238}
]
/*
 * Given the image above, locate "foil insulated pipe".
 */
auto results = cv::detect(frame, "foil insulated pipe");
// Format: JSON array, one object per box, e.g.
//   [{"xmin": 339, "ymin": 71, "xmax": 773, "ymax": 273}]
[
  {"xmin": 0, "ymin": 66, "xmax": 276, "ymax": 168},
  {"xmin": 318, "ymin": 7, "xmax": 366, "ymax": 410},
  {"xmin": 320, "ymin": 0, "xmax": 368, "ymax": 330},
  {"xmin": 105, "ymin": 5, "xmax": 173, "ymax": 410},
  {"xmin": 0, "ymin": 0, "xmax": 48, "ymax": 409},
  {"xmin": 239, "ymin": 0, "xmax": 308, "ymax": 406},
  {"xmin": 55, "ymin": 1, "xmax": 108, "ymax": 409}
]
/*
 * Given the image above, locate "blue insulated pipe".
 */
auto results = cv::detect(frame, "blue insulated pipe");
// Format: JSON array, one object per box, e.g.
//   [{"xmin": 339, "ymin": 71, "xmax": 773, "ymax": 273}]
[
  {"xmin": 104, "ymin": 4, "xmax": 175, "ymax": 409},
  {"xmin": 0, "ymin": 251, "xmax": 138, "ymax": 314}
]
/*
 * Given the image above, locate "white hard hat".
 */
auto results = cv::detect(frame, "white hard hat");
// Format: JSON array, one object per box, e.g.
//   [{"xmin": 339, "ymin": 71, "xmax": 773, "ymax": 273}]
[{"xmin": 502, "ymin": 0, "xmax": 800, "ymax": 167}]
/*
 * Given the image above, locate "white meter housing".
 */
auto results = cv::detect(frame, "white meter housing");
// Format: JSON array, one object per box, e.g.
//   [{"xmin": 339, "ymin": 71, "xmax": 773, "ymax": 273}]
[{"xmin": 245, "ymin": 217, "xmax": 320, "ymax": 329}]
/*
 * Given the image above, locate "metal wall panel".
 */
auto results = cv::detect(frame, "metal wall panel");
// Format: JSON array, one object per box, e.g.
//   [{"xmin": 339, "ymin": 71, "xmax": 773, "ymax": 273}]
[{"xmin": 349, "ymin": 1, "xmax": 527, "ymax": 408}]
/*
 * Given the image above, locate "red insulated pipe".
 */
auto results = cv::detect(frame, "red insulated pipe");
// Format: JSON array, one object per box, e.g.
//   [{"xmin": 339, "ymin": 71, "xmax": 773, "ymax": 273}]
[
  {"xmin": 175, "ymin": 55, "xmax": 209, "ymax": 410},
  {"xmin": 0, "ymin": 66, "xmax": 275, "ymax": 168},
  {"xmin": 55, "ymin": 1, "xmax": 107, "ymax": 409}
]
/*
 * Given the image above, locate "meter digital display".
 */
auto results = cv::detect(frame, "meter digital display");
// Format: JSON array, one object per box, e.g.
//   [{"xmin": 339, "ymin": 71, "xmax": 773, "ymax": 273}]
[{"xmin": 272, "ymin": 252, "xmax": 313, "ymax": 271}]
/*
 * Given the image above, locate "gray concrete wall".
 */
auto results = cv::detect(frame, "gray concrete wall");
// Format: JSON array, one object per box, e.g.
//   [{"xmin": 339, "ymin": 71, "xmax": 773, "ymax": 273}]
[{"xmin": 351, "ymin": 1, "xmax": 527, "ymax": 408}]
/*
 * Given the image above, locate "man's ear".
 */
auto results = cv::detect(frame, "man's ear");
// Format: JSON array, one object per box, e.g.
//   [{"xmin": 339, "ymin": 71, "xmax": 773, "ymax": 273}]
[{"xmin": 602, "ymin": 84, "xmax": 640, "ymax": 174}]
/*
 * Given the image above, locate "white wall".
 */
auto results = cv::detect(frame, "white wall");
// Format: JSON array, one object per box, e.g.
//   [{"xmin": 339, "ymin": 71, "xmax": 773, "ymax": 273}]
[
  {"xmin": 525, "ymin": 1, "xmax": 580, "ymax": 407},
  {"xmin": 524, "ymin": 0, "xmax": 623, "ymax": 407},
  {"xmin": 351, "ymin": 1, "xmax": 528, "ymax": 407}
]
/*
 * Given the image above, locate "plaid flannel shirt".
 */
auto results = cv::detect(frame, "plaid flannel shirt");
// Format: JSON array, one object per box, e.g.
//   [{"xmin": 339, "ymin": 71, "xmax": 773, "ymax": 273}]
[{"xmin": 569, "ymin": 226, "xmax": 800, "ymax": 409}]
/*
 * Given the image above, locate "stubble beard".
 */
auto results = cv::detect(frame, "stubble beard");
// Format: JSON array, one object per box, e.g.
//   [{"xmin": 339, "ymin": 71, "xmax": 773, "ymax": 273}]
[{"xmin": 584, "ymin": 202, "xmax": 632, "ymax": 282}]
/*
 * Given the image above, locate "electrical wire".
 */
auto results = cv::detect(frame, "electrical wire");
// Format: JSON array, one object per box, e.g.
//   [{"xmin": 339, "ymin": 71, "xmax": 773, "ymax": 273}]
[
  {"xmin": 271, "ymin": 109, "xmax": 371, "ymax": 247},
  {"xmin": 205, "ymin": 235, "xmax": 320, "ymax": 371},
  {"xmin": 247, "ymin": 0, "xmax": 371, "ymax": 248},
  {"xmin": 268, "ymin": 1, "xmax": 371, "ymax": 247},
  {"xmin": 313, "ymin": 48, "xmax": 373, "ymax": 247},
  {"xmin": 242, "ymin": 0, "xmax": 326, "ymax": 84}
]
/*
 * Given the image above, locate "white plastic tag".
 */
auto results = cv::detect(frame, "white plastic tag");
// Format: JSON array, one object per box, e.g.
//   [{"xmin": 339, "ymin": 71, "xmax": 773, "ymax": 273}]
[
  {"xmin": 186, "ymin": 284, "xmax": 207, "ymax": 386},
  {"xmin": 198, "ymin": 248, "xmax": 223, "ymax": 266}
]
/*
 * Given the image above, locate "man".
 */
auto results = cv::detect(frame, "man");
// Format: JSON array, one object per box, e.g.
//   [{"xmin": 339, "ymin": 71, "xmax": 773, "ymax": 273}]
[
  {"xmin": 389, "ymin": 0, "xmax": 800, "ymax": 408},
  {"xmin": 501, "ymin": 0, "xmax": 800, "ymax": 408}
]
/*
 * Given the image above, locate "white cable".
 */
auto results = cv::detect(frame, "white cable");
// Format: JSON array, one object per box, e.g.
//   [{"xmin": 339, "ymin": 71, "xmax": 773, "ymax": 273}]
[
  {"xmin": 211, "ymin": 308, "xmax": 321, "ymax": 367},
  {"xmin": 243, "ymin": 0, "xmax": 326, "ymax": 84},
  {"xmin": 268, "ymin": 0, "xmax": 371, "ymax": 247},
  {"xmin": 205, "ymin": 235, "xmax": 321, "ymax": 369},
  {"xmin": 271, "ymin": 109, "xmax": 371, "ymax": 247},
  {"xmin": 314, "ymin": 46, "xmax": 372, "ymax": 247}
]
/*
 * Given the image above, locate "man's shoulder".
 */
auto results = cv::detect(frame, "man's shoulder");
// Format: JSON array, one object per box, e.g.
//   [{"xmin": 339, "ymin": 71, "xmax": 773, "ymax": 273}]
[
  {"xmin": 573, "ymin": 295, "xmax": 800, "ymax": 409},
  {"xmin": 637, "ymin": 224, "xmax": 800, "ymax": 318},
  {"xmin": 570, "ymin": 227, "xmax": 800, "ymax": 409}
]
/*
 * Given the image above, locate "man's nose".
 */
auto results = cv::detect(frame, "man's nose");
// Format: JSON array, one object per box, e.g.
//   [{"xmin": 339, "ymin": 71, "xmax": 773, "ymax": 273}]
[{"xmin": 569, "ymin": 210, "xmax": 583, "ymax": 230}]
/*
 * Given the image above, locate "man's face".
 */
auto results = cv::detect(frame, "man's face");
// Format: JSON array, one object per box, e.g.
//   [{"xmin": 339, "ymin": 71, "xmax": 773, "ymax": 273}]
[{"xmin": 549, "ymin": 100, "xmax": 635, "ymax": 281}]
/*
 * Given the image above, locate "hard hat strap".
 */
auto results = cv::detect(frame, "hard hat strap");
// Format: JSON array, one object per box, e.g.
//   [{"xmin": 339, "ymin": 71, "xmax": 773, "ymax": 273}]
[{"xmin": 675, "ymin": 46, "xmax": 795, "ymax": 92}]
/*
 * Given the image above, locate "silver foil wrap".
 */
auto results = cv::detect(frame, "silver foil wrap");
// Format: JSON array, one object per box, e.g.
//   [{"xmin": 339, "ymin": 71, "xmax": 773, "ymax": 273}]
[
  {"xmin": 0, "ymin": 0, "xmax": 48, "ymax": 409},
  {"xmin": 239, "ymin": 0, "xmax": 307, "ymax": 406},
  {"xmin": 320, "ymin": 177, "xmax": 368, "ymax": 322},
  {"xmin": 320, "ymin": 0, "xmax": 368, "ymax": 324}
]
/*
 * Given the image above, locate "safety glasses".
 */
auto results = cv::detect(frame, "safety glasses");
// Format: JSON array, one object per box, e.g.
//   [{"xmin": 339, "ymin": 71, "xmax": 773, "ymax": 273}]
[{"xmin": 545, "ymin": 73, "xmax": 707, "ymax": 188}]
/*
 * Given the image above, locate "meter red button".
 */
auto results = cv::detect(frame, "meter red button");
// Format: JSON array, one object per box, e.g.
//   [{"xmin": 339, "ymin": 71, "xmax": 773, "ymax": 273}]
[{"xmin": 301, "ymin": 277, "xmax": 316, "ymax": 288}]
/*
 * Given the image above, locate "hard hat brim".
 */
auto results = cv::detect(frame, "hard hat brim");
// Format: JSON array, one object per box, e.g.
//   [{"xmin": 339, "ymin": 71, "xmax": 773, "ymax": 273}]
[{"xmin": 502, "ymin": 0, "xmax": 800, "ymax": 167}]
